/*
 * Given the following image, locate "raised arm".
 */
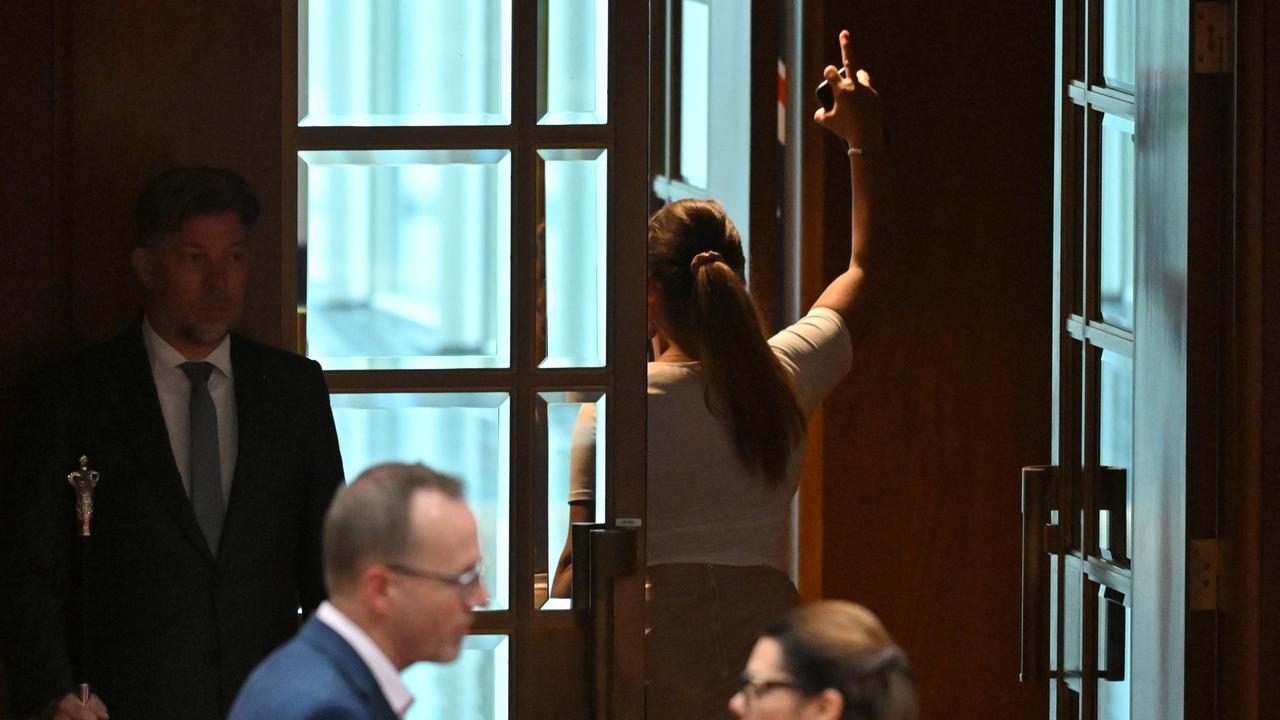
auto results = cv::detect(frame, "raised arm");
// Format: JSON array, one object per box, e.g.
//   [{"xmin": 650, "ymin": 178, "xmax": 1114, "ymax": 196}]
[{"xmin": 810, "ymin": 29, "xmax": 889, "ymax": 342}]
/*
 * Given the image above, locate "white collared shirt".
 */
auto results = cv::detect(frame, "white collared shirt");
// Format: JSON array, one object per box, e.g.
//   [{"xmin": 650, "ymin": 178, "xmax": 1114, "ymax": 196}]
[
  {"xmin": 316, "ymin": 601, "xmax": 413, "ymax": 719},
  {"xmin": 142, "ymin": 317, "xmax": 238, "ymax": 502}
]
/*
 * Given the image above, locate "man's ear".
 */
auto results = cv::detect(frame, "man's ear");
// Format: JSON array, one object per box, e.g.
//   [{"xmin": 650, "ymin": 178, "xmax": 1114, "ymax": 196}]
[
  {"xmin": 358, "ymin": 564, "xmax": 395, "ymax": 616},
  {"xmin": 132, "ymin": 246, "xmax": 155, "ymax": 289}
]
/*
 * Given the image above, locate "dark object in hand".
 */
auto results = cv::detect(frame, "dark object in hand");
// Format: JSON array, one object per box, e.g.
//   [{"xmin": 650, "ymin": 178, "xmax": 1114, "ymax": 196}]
[{"xmin": 815, "ymin": 66, "xmax": 848, "ymax": 112}]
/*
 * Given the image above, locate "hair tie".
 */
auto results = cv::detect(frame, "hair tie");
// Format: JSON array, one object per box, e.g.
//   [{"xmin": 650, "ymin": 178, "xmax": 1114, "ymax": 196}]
[{"xmin": 689, "ymin": 250, "xmax": 724, "ymax": 274}]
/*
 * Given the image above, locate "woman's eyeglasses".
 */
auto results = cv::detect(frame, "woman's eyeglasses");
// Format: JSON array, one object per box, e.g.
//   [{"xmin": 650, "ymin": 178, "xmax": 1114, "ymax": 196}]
[{"xmin": 735, "ymin": 672, "xmax": 802, "ymax": 707}]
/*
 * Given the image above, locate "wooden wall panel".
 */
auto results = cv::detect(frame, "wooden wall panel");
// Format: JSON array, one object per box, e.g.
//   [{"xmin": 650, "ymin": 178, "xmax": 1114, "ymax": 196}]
[
  {"xmin": 0, "ymin": 5, "xmax": 283, "ymax": 712},
  {"xmin": 801, "ymin": 2, "xmax": 1054, "ymax": 717},
  {"xmin": 0, "ymin": 0, "xmax": 61, "ymax": 433},
  {"xmin": 1259, "ymin": 0, "xmax": 1280, "ymax": 711},
  {"xmin": 64, "ymin": 1, "xmax": 285, "ymax": 348},
  {"xmin": 0, "ymin": 2, "xmax": 60, "ymax": 714}
]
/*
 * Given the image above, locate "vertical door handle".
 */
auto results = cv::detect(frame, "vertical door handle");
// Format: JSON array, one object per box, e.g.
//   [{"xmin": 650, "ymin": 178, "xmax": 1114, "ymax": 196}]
[
  {"xmin": 569, "ymin": 524, "xmax": 637, "ymax": 719},
  {"xmin": 1099, "ymin": 586, "xmax": 1127, "ymax": 681},
  {"xmin": 1021, "ymin": 465, "xmax": 1058, "ymax": 683}
]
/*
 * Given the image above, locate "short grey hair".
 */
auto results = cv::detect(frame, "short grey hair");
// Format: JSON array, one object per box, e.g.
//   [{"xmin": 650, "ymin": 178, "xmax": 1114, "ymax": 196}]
[{"xmin": 323, "ymin": 462, "xmax": 464, "ymax": 594}]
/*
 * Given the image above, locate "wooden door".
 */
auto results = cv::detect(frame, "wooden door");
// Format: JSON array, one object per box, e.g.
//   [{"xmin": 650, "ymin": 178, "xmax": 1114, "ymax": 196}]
[{"xmin": 282, "ymin": 2, "xmax": 649, "ymax": 717}]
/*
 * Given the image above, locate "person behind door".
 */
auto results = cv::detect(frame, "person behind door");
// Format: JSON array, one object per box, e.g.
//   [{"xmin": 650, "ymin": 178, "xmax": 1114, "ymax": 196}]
[
  {"xmin": 228, "ymin": 462, "xmax": 489, "ymax": 720},
  {"xmin": 0, "ymin": 166, "xmax": 345, "ymax": 720},
  {"xmin": 641, "ymin": 29, "xmax": 893, "ymax": 718}
]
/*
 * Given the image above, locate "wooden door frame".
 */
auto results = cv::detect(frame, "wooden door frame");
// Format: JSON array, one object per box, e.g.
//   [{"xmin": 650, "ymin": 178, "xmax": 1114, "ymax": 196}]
[{"xmin": 1222, "ymin": 0, "xmax": 1280, "ymax": 717}]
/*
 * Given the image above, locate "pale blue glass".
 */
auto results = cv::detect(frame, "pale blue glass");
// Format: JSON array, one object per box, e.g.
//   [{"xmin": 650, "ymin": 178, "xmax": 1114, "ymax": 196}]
[
  {"xmin": 329, "ymin": 393, "xmax": 511, "ymax": 610},
  {"xmin": 537, "ymin": 149, "xmax": 607, "ymax": 367},
  {"xmin": 1099, "ymin": 115, "xmax": 1135, "ymax": 329},
  {"xmin": 679, "ymin": 0, "xmax": 710, "ymax": 187},
  {"xmin": 1099, "ymin": 351, "xmax": 1133, "ymax": 560},
  {"xmin": 403, "ymin": 635, "xmax": 509, "ymax": 719},
  {"xmin": 538, "ymin": 0, "xmax": 608, "ymax": 124},
  {"xmin": 539, "ymin": 392, "xmax": 606, "ymax": 610},
  {"xmin": 300, "ymin": 149, "xmax": 511, "ymax": 370},
  {"xmin": 1102, "ymin": 0, "xmax": 1136, "ymax": 90},
  {"xmin": 301, "ymin": 0, "xmax": 512, "ymax": 126}
]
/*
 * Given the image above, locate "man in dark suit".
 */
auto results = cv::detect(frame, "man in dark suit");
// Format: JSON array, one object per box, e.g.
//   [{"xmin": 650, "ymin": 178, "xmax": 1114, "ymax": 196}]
[
  {"xmin": 228, "ymin": 462, "xmax": 488, "ymax": 720},
  {"xmin": 0, "ymin": 167, "xmax": 345, "ymax": 720}
]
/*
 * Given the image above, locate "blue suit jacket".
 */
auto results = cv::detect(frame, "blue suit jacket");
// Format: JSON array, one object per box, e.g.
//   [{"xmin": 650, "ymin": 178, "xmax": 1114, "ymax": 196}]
[{"xmin": 228, "ymin": 615, "xmax": 399, "ymax": 720}]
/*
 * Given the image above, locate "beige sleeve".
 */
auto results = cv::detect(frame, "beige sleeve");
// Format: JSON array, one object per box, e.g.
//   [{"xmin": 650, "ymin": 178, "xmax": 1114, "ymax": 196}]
[{"xmin": 768, "ymin": 307, "xmax": 854, "ymax": 414}]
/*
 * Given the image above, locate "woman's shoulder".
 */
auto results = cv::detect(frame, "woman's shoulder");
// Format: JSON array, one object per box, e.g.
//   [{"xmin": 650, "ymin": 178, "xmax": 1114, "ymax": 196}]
[{"xmin": 647, "ymin": 360, "xmax": 701, "ymax": 392}]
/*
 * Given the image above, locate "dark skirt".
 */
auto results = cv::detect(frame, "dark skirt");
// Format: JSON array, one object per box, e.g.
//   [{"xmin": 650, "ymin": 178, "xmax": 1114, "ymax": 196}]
[{"xmin": 646, "ymin": 563, "xmax": 801, "ymax": 720}]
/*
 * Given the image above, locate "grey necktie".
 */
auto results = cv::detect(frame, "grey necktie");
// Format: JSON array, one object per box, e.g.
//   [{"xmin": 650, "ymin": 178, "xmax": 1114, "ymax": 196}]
[{"xmin": 180, "ymin": 361, "xmax": 223, "ymax": 555}]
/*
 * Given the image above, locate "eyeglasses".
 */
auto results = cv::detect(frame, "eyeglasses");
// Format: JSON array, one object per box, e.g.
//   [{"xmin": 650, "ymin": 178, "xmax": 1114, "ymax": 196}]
[
  {"xmin": 385, "ymin": 559, "xmax": 485, "ymax": 592},
  {"xmin": 735, "ymin": 672, "xmax": 802, "ymax": 707}
]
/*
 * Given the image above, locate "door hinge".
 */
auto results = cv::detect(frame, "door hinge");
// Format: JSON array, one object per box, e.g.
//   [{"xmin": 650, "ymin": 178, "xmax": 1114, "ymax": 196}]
[
  {"xmin": 1194, "ymin": 2, "xmax": 1231, "ymax": 74},
  {"xmin": 1189, "ymin": 538, "xmax": 1219, "ymax": 611}
]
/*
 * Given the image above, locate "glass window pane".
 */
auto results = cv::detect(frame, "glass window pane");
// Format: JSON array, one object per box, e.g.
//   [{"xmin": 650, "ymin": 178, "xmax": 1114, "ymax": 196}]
[
  {"xmin": 679, "ymin": 0, "xmax": 710, "ymax": 187},
  {"xmin": 1099, "ymin": 114, "xmax": 1135, "ymax": 328},
  {"xmin": 1102, "ymin": 0, "xmax": 1136, "ymax": 90},
  {"xmin": 537, "ymin": 149, "xmax": 607, "ymax": 368},
  {"xmin": 330, "ymin": 393, "xmax": 511, "ymax": 610},
  {"xmin": 1099, "ymin": 350, "xmax": 1133, "ymax": 560},
  {"xmin": 537, "ymin": 392, "xmax": 606, "ymax": 609},
  {"xmin": 538, "ymin": 0, "xmax": 608, "ymax": 124},
  {"xmin": 300, "ymin": 150, "xmax": 511, "ymax": 370},
  {"xmin": 301, "ymin": 0, "xmax": 512, "ymax": 126},
  {"xmin": 404, "ymin": 635, "xmax": 509, "ymax": 719}
]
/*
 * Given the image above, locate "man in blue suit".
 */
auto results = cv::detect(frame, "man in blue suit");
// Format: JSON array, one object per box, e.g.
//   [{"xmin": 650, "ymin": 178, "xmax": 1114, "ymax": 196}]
[{"xmin": 228, "ymin": 462, "xmax": 489, "ymax": 720}]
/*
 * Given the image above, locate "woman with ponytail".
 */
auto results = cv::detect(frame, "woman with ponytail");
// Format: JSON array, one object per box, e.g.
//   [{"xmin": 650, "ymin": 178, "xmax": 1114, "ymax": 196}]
[{"xmin": 643, "ymin": 29, "xmax": 890, "ymax": 719}]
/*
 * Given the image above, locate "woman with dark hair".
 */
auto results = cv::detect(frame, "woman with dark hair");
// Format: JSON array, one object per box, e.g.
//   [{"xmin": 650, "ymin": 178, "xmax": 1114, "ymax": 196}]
[
  {"xmin": 642, "ymin": 29, "xmax": 893, "ymax": 719},
  {"xmin": 729, "ymin": 601, "xmax": 918, "ymax": 720}
]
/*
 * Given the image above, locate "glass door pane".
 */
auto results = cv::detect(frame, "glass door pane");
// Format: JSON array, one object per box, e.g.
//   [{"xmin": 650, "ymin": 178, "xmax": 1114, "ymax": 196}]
[
  {"xmin": 538, "ymin": 0, "xmax": 609, "ymax": 124},
  {"xmin": 404, "ymin": 635, "xmax": 510, "ymax": 719},
  {"xmin": 330, "ymin": 392, "xmax": 512, "ymax": 610},
  {"xmin": 299, "ymin": 150, "xmax": 513, "ymax": 370},
  {"xmin": 301, "ymin": 0, "xmax": 513, "ymax": 126}
]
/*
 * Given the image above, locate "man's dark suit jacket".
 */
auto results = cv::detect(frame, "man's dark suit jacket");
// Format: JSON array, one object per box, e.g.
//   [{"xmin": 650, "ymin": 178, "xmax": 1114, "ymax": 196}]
[
  {"xmin": 0, "ymin": 324, "xmax": 345, "ymax": 720},
  {"xmin": 227, "ymin": 615, "xmax": 399, "ymax": 720}
]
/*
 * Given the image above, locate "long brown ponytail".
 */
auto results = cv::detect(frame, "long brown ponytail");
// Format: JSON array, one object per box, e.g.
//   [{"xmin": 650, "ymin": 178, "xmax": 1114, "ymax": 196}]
[{"xmin": 648, "ymin": 198, "xmax": 805, "ymax": 483}]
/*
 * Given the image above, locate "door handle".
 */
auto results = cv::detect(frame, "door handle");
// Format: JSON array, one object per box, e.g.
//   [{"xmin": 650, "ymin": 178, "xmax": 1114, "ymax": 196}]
[
  {"xmin": 1099, "ymin": 586, "xmax": 1126, "ymax": 681},
  {"xmin": 1021, "ymin": 465, "xmax": 1058, "ymax": 683},
  {"xmin": 568, "ymin": 523, "xmax": 638, "ymax": 719}
]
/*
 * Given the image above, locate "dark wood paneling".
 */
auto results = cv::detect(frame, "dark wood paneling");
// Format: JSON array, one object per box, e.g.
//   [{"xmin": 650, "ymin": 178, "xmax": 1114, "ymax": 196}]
[
  {"xmin": 747, "ymin": 0, "xmax": 782, "ymax": 329},
  {"xmin": 1185, "ymin": 7, "xmax": 1235, "ymax": 719},
  {"xmin": 1260, "ymin": 0, "xmax": 1280, "ymax": 713},
  {"xmin": 804, "ymin": 2, "xmax": 1053, "ymax": 717},
  {"xmin": 0, "ymin": 2, "xmax": 61, "ymax": 715},
  {"xmin": 65, "ymin": 1, "xmax": 285, "ymax": 348},
  {"xmin": 0, "ymin": 0, "xmax": 61, "ymax": 427},
  {"xmin": 1221, "ymin": 1, "xmax": 1263, "ymax": 713},
  {"xmin": 0, "ymin": 6, "xmax": 283, "ymax": 711}
]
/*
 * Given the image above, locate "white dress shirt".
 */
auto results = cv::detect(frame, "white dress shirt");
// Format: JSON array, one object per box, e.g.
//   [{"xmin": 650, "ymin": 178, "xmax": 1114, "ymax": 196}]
[
  {"xmin": 316, "ymin": 601, "xmax": 413, "ymax": 718},
  {"xmin": 142, "ymin": 317, "xmax": 238, "ymax": 502}
]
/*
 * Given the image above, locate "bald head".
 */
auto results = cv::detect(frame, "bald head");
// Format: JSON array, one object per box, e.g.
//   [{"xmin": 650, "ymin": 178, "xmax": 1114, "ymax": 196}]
[{"xmin": 323, "ymin": 463, "xmax": 463, "ymax": 596}]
